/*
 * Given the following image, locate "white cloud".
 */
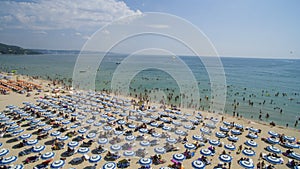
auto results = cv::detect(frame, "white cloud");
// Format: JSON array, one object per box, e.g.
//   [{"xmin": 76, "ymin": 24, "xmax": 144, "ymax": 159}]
[
  {"xmin": 147, "ymin": 24, "xmax": 170, "ymax": 29},
  {"xmin": 0, "ymin": 0, "xmax": 142, "ymax": 31}
]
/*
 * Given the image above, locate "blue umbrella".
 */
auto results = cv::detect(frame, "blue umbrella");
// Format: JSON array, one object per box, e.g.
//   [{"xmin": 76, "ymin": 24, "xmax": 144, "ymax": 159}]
[
  {"xmin": 102, "ymin": 162, "xmax": 117, "ymax": 169},
  {"xmin": 141, "ymin": 119, "xmax": 150, "ymax": 124},
  {"xmin": 245, "ymin": 140, "xmax": 258, "ymax": 147},
  {"xmin": 184, "ymin": 143, "xmax": 196, "ymax": 150},
  {"xmin": 50, "ymin": 131, "xmax": 61, "ymax": 137},
  {"xmin": 154, "ymin": 147, "xmax": 166, "ymax": 154},
  {"xmin": 283, "ymin": 135, "xmax": 296, "ymax": 142},
  {"xmin": 128, "ymin": 124, "xmax": 136, "ymax": 129},
  {"xmin": 200, "ymin": 128, "xmax": 210, "ymax": 134},
  {"xmin": 41, "ymin": 152, "xmax": 55, "ymax": 160},
  {"xmin": 57, "ymin": 136, "xmax": 68, "ymax": 141},
  {"xmin": 289, "ymin": 152, "xmax": 300, "ymax": 160},
  {"xmin": 98, "ymin": 138, "xmax": 108, "ymax": 144},
  {"xmin": 234, "ymin": 124, "xmax": 243, "ymax": 129},
  {"xmin": 224, "ymin": 144, "xmax": 236, "ymax": 151},
  {"xmin": 265, "ymin": 156, "xmax": 282, "ymax": 165},
  {"xmin": 266, "ymin": 146, "xmax": 281, "ymax": 154},
  {"xmin": 200, "ymin": 149, "xmax": 212, "ymax": 156},
  {"xmin": 103, "ymin": 126, "xmax": 112, "ymax": 131},
  {"xmin": 209, "ymin": 139, "xmax": 220, "ymax": 146},
  {"xmin": 19, "ymin": 134, "xmax": 32, "ymax": 140},
  {"xmin": 70, "ymin": 125, "xmax": 79, "ymax": 128},
  {"xmin": 32, "ymin": 145, "xmax": 45, "ymax": 153},
  {"xmin": 239, "ymin": 160, "xmax": 254, "ymax": 169},
  {"xmin": 14, "ymin": 164, "xmax": 24, "ymax": 169},
  {"xmin": 172, "ymin": 121, "xmax": 181, "ymax": 126},
  {"xmin": 86, "ymin": 119, "xmax": 94, "ymax": 124},
  {"xmin": 175, "ymin": 130, "xmax": 185, "ymax": 136},
  {"xmin": 125, "ymin": 135, "xmax": 136, "ymax": 142},
  {"xmin": 26, "ymin": 139, "xmax": 38, "ymax": 146},
  {"xmin": 114, "ymin": 131, "xmax": 123, "ymax": 136},
  {"xmin": 117, "ymin": 120, "xmax": 126, "ymax": 125},
  {"xmin": 78, "ymin": 147, "xmax": 90, "ymax": 154},
  {"xmin": 62, "ymin": 120, "xmax": 70, "ymax": 125},
  {"xmin": 89, "ymin": 155, "xmax": 102, "ymax": 163},
  {"xmin": 247, "ymin": 133, "xmax": 258, "ymax": 139},
  {"xmin": 110, "ymin": 144, "xmax": 121, "ymax": 152},
  {"xmin": 67, "ymin": 141, "xmax": 79, "ymax": 147},
  {"xmin": 173, "ymin": 154, "xmax": 185, "ymax": 162},
  {"xmin": 216, "ymin": 132, "xmax": 226, "ymax": 138},
  {"xmin": 0, "ymin": 156, "xmax": 17, "ymax": 165},
  {"xmin": 78, "ymin": 128, "xmax": 87, "ymax": 134},
  {"xmin": 139, "ymin": 158, "xmax": 152, "ymax": 166},
  {"xmin": 231, "ymin": 130, "xmax": 241, "ymax": 135},
  {"xmin": 228, "ymin": 135, "xmax": 239, "ymax": 142},
  {"xmin": 87, "ymin": 133, "xmax": 96, "ymax": 139},
  {"xmin": 151, "ymin": 133, "xmax": 161, "ymax": 138},
  {"xmin": 0, "ymin": 149, "xmax": 9, "ymax": 157},
  {"xmin": 0, "ymin": 143, "xmax": 2, "ymax": 147},
  {"xmin": 284, "ymin": 142, "xmax": 299, "ymax": 149},
  {"xmin": 184, "ymin": 124, "xmax": 194, "ymax": 130},
  {"xmin": 267, "ymin": 137, "xmax": 279, "ymax": 144},
  {"xmin": 249, "ymin": 127, "xmax": 259, "ymax": 133},
  {"xmin": 43, "ymin": 126, "xmax": 52, "ymax": 132},
  {"xmin": 38, "ymin": 122, "xmax": 46, "ymax": 127},
  {"xmin": 166, "ymin": 138, "xmax": 177, "ymax": 144},
  {"xmin": 242, "ymin": 149, "xmax": 255, "ymax": 156},
  {"xmin": 123, "ymin": 150, "xmax": 136, "ymax": 157},
  {"xmin": 219, "ymin": 154, "xmax": 232, "ymax": 163},
  {"xmin": 50, "ymin": 160, "xmax": 65, "ymax": 169},
  {"xmin": 139, "ymin": 128, "xmax": 148, "ymax": 134},
  {"xmin": 150, "ymin": 122, "xmax": 159, "ymax": 127},
  {"xmin": 140, "ymin": 141, "xmax": 150, "ymax": 147},
  {"xmin": 268, "ymin": 131, "xmax": 278, "ymax": 137},
  {"xmin": 192, "ymin": 135, "xmax": 203, "ymax": 141},
  {"xmin": 192, "ymin": 160, "xmax": 205, "ymax": 169},
  {"xmin": 94, "ymin": 122, "xmax": 102, "ymax": 127},
  {"xmin": 162, "ymin": 126, "xmax": 171, "ymax": 131}
]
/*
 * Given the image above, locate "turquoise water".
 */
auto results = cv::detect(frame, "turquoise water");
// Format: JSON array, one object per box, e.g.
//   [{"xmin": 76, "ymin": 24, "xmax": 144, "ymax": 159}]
[{"xmin": 0, "ymin": 54, "xmax": 299, "ymax": 129}]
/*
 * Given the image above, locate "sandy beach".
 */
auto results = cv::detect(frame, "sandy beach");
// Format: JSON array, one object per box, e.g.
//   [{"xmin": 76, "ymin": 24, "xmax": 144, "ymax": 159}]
[{"xmin": 0, "ymin": 74, "xmax": 299, "ymax": 169}]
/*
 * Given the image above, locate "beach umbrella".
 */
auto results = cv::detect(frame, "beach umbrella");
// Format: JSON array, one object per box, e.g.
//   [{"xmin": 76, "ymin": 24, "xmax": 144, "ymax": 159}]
[
  {"xmin": 249, "ymin": 127, "xmax": 259, "ymax": 133},
  {"xmin": 139, "ymin": 128, "xmax": 148, "ymax": 134},
  {"xmin": 245, "ymin": 140, "xmax": 258, "ymax": 147},
  {"xmin": 234, "ymin": 124, "xmax": 243, "ymax": 129},
  {"xmin": 0, "ymin": 156, "xmax": 17, "ymax": 165},
  {"xmin": 0, "ymin": 143, "xmax": 2, "ymax": 147},
  {"xmin": 192, "ymin": 160, "xmax": 205, "ymax": 169},
  {"xmin": 265, "ymin": 156, "xmax": 282, "ymax": 165},
  {"xmin": 128, "ymin": 116, "xmax": 137, "ymax": 121},
  {"xmin": 19, "ymin": 133, "xmax": 32, "ymax": 140},
  {"xmin": 87, "ymin": 133, "xmax": 96, "ymax": 139},
  {"xmin": 71, "ymin": 113, "xmax": 78, "ymax": 116},
  {"xmin": 247, "ymin": 133, "xmax": 258, "ymax": 139},
  {"xmin": 154, "ymin": 147, "xmax": 166, "ymax": 154},
  {"xmin": 267, "ymin": 137, "xmax": 279, "ymax": 144},
  {"xmin": 228, "ymin": 135, "xmax": 239, "ymax": 142},
  {"xmin": 89, "ymin": 155, "xmax": 102, "ymax": 163},
  {"xmin": 103, "ymin": 126, "xmax": 112, "ymax": 131},
  {"xmin": 209, "ymin": 139, "xmax": 220, "ymax": 146},
  {"xmin": 150, "ymin": 115, "xmax": 158, "ymax": 120},
  {"xmin": 94, "ymin": 122, "xmax": 102, "ymax": 127},
  {"xmin": 266, "ymin": 146, "xmax": 281, "ymax": 154},
  {"xmin": 284, "ymin": 142, "xmax": 299, "ymax": 149},
  {"xmin": 141, "ymin": 119, "xmax": 150, "ymax": 124},
  {"xmin": 172, "ymin": 154, "xmax": 185, "ymax": 162},
  {"xmin": 231, "ymin": 130, "xmax": 241, "ymax": 135},
  {"xmin": 224, "ymin": 144, "xmax": 236, "ymax": 151},
  {"xmin": 0, "ymin": 149, "xmax": 9, "ymax": 157},
  {"xmin": 32, "ymin": 145, "xmax": 46, "ymax": 153},
  {"xmin": 50, "ymin": 160, "xmax": 65, "ymax": 169},
  {"xmin": 14, "ymin": 164, "xmax": 24, "ymax": 169},
  {"xmin": 102, "ymin": 162, "xmax": 117, "ymax": 169},
  {"xmin": 289, "ymin": 152, "xmax": 300, "ymax": 160},
  {"xmin": 50, "ymin": 131, "xmax": 61, "ymax": 137},
  {"xmin": 150, "ymin": 122, "xmax": 159, "ymax": 127},
  {"xmin": 98, "ymin": 138, "xmax": 108, "ymax": 145},
  {"xmin": 184, "ymin": 124, "xmax": 194, "ymax": 130},
  {"xmin": 239, "ymin": 160, "xmax": 254, "ymax": 169},
  {"xmin": 166, "ymin": 138, "xmax": 177, "ymax": 144},
  {"xmin": 78, "ymin": 128, "xmax": 87, "ymax": 134},
  {"xmin": 70, "ymin": 125, "xmax": 78, "ymax": 129},
  {"xmin": 172, "ymin": 121, "xmax": 181, "ymax": 126},
  {"xmin": 41, "ymin": 152, "xmax": 55, "ymax": 160},
  {"xmin": 78, "ymin": 147, "xmax": 90, "ymax": 154},
  {"xmin": 175, "ymin": 130, "xmax": 185, "ymax": 136},
  {"xmin": 242, "ymin": 149, "xmax": 256, "ymax": 156},
  {"xmin": 117, "ymin": 120, "xmax": 126, "ymax": 125},
  {"xmin": 151, "ymin": 133, "xmax": 161, "ymax": 138},
  {"xmin": 43, "ymin": 126, "xmax": 52, "ymax": 132},
  {"xmin": 57, "ymin": 136, "xmax": 68, "ymax": 141},
  {"xmin": 26, "ymin": 139, "xmax": 38, "ymax": 146},
  {"xmin": 205, "ymin": 122, "xmax": 216, "ymax": 129},
  {"xmin": 6, "ymin": 121, "xmax": 15, "ymax": 125},
  {"xmin": 283, "ymin": 135, "xmax": 296, "ymax": 142},
  {"xmin": 268, "ymin": 131, "xmax": 278, "ymax": 137},
  {"xmin": 125, "ymin": 135, "xmax": 136, "ymax": 142},
  {"xmin": 123, "ymin": 150, "xmax": 136, "ymax": 157},
  {"xmin": 56, "ymin": 117, "xmax": 64, "ymax": 121},
  {"xmin": 38, "ymin": 122, "xmax": 46, "ymax": 127},
  {"xmin": 62, "ymin": 120, "xmax": 70, "ymax": 125},
  {"xmin": 219, "ymin": 154, "xmax": 232, "ymax": 163},
  {"xmin": 114, "ymin": 131, "xmax": 123, "ymax": 136},
  {"xmin": 200, "ymin": 128, "xmax": 210, "ymax": 135},
  {"xmin": 110, "ymin": 144, "xmax": 121, "ymax": 152},
  {"xmin": 216, "ymin": 132, "xmax": 226, "ymax": 138},
  {"xmin": 162, "ymin": 126, "xmax": 171, "ymax": 131},
  {"xmin": 128, "ymin": 124, "xmax": 136, "ymax": 129},
  {"xmin": 140, "ymin": 141, "xmax": 150, "ymax": 147},
  {"xmin": 13, "ymin": 128, "xmax": 24, "ymax": 135},
  {"xmin": 139, "ymin": 158, "xmax": 152, "ymax": 166},
  {"xmin": 86, "ymin": 119, "xmax": 94, "ymax": 124},
  {"xmin": 200, "ymin": 149, "xmax": 212, "ymax": 156},
  {"xmin": 192, "ymin": 135, "xmax": 203, "ymax": 141},
  {"xmin": 67, "ymin": 141, "xmax": 79, "ymax": 147},
  {"xmin": 184, "ymin": 143, "xmax": 196, "ymax": 150}
]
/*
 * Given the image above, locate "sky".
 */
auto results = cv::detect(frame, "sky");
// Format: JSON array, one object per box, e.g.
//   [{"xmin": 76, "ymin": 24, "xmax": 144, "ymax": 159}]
[{"xmin": 0, "ymin": 0, "xmax": 299, "ymax": 58}]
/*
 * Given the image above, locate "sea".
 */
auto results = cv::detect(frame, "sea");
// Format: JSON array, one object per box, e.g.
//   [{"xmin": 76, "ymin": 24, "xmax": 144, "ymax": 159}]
[{"xmin": 0, "ymin": 54, "xmax": 299, "ymax": 129}]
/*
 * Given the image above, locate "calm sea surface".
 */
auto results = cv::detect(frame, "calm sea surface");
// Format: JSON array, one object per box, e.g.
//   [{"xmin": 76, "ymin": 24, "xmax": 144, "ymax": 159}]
[{"xmin": 0, "ymin": 54, "xmax": 299, "ymax": 128}]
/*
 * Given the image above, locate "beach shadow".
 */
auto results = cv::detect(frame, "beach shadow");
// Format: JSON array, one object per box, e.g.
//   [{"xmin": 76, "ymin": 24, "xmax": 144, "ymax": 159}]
[
  {"xmin": 69, "ymin": 157, "xmax": 83, "ymax": 165},
  {"xmin": 44, "ymin": 139, "xmax": 54, "ymax": 145},
  {"xmin": 21, "ymin": 124, "xmax": 30, "ymax": 127},
  {"xmin": 6, "ymin": 138, "xmax": 18, "ymax": 143},
  {"xmin": 83, "ymin": 166, "xmax": 94, "ymax": 169},
  {"xmin": 12, "ymin": 144, "xmax": 22, "ymax": 149}
]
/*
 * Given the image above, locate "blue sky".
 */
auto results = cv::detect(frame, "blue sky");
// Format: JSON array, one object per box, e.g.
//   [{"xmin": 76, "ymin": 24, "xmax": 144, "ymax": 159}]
[{"xmin": 0, "ymin": 0, "xmax": 299, "ymax": 58}]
